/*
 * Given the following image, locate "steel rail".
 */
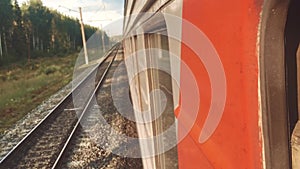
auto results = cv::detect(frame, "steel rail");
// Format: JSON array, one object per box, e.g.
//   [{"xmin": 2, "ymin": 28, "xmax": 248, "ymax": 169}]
[
  {"xmin": 51, "ymin": 45, "xmax": 121, "ymax": 169},
  {"xmin": 0, "ymin": 43, "xmax": 120, "ymax": 166}
]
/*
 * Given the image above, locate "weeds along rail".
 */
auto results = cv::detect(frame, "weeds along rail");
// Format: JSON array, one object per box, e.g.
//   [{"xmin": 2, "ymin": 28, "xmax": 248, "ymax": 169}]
[{"xmin": 0, "ymin": 44, "xmax": 121, "ymax": 169}]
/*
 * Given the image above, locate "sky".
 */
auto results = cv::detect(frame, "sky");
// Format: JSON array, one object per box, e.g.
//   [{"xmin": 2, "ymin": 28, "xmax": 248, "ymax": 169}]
[{"xmin": 18, "ymin": 0, "xmax": 124, "ymax": 36}]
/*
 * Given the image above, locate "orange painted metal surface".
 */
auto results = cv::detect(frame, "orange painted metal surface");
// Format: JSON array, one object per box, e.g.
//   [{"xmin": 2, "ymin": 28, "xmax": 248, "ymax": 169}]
[{"xmin": 178, "ymin": 0, "xmax": 263, "ymax": 168}]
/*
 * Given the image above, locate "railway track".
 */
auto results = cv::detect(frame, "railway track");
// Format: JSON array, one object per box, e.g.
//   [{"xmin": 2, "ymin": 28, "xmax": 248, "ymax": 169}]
[
  {"xmin": 53, "ymin": 51, "xmax": 142, "ymax": 169},
  {"xmin": 0, "ymin": 45, "xmax": 121, "ymax": 169}
]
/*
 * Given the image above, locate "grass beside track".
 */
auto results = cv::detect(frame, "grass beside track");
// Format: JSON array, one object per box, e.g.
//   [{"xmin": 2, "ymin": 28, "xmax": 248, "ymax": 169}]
[{"xmin": 0, "ymin": 54, "xmax": 77, "ymax": 134}]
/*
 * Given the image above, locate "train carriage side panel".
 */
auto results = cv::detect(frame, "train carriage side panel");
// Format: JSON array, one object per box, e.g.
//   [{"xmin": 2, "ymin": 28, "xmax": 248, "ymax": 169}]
[{"xmin": 178, "ymin": 0, "xmax": 263, "ymax": 168}]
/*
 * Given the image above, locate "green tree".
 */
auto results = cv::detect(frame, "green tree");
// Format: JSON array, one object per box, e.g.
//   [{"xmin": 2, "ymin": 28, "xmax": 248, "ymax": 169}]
[
  {"xmin": 28, "ymin": 0, "xmax": 53, "ymax": 53},
  {"xmin": 1, "ymin": 0, "xmax": 100, "ymax": 65},
  {"xmin": 12, "ymin": 0, "xmax": 26, "ymax": 58},
  {"xmin": 0, "ymin": 0, "xmax": 13, "ymax": 59},
  {"xmin": 21, "ymin": 3, "xmax": 33, "ymax": 62}
]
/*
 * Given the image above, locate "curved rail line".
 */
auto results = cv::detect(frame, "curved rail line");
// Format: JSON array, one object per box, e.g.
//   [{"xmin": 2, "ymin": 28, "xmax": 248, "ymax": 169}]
[{"xmin": 0, "ymin": 44, "xmax": 120, "ymax": 169}]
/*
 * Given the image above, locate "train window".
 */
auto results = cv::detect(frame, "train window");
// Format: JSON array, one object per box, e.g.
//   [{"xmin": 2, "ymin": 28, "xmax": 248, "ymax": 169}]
[
  {"xmin": 260, "ymin": 0, "xmax": 299, "ymax": 168},
  {"xmin": 285, "ymin": 0, "xmax": 300, "ymax": 167},
  {"xmin": 297, "ymin": 44, "xmax": 300, "ymax": 122},
  {"xmin": 285, "ymin": 0, "xmax": 299, "ymax": 136},
  {"xmin": 293, "ymin": 44, "xmax": 300, "ymax": 169},
  {"xmin": 123, "ymin": 9, "xmax": 179, "ymax": 168},
  {"xmin": 143, "ymin": 32, "xmax": 178, "ymax": 169}
]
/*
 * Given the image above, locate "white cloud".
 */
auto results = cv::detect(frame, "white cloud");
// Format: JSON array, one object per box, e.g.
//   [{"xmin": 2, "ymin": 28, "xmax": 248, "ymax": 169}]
[{"xmin": 18, "ymin": 0, "xmax": 124, "ymax": 30}]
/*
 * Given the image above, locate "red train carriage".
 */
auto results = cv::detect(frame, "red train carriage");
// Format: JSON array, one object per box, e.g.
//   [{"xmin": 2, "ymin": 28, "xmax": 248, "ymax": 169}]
[{"xmin": 122, "ymin": 0, "xmax": 300, "ymax": 168}]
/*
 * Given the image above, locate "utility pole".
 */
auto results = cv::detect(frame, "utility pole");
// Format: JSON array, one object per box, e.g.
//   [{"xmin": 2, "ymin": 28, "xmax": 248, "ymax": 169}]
[
  {"xmin": 100, "ymin": 24, "xmax": 106, "ymax": 52},
  {"xmin": 59, "ymin": 5, "xmax": 110, "ymax": 64},
  {"xmin": 79, "ymin": 7, "xmax": 89, "ymax": 65}
]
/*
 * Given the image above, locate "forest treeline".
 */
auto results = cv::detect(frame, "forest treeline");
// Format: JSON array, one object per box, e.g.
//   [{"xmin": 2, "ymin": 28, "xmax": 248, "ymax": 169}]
[{"xmin": 0, "ymin": 0, "xmax": 102, "ymax": 66}]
